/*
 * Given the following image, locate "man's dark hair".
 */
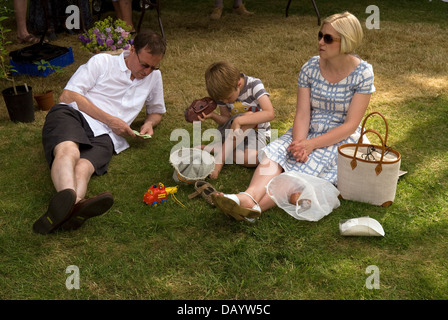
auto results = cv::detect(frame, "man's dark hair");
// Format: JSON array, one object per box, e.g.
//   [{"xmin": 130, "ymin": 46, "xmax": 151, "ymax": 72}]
[{"xmin": 133, "ymin": 30, "xmax": 166, "ymax": 55}]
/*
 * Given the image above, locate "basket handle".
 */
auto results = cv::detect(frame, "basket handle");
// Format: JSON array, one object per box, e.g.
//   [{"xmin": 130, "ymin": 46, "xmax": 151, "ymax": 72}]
[
  {"xmin": 357, "ymin": 112, "xmax": 389, "ymax": 146},
  {"xmin": 351, "ymin": 129, "xmax": 386, "ymax": 175}
]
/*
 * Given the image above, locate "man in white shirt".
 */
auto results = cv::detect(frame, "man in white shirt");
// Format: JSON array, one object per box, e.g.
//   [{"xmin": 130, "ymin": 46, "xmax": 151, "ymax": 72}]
[{"xmin": 33, "ymin": 30, "xmax": 166, "ymax": 235}]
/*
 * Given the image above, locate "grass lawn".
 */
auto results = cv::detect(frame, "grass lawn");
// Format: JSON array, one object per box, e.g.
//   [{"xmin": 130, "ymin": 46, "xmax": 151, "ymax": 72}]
[{"xmin": 0, "ymin": 0, "xmax": 447, "ymax": 301}]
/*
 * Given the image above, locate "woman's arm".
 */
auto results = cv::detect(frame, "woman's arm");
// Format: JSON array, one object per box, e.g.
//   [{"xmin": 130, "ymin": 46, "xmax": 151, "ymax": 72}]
[
  {"xmin": 289, "ymin": 92, "xmax": 371, "ymax": 162},
  {"xmin": 291, "ymin": 87, "xmax": 311, "ymax": 142},
  {"xmin": 287, "ymin": 87, "xmax": 311, "ymax": 162}
]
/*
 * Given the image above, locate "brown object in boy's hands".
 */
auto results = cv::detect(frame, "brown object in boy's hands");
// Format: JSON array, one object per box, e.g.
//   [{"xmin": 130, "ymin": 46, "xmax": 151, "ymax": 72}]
[
  {"xmin": 184, "ymin": 97, "xmax": 217, "ymax": 123},
  {"xmin": 289, "ymin": 192, "xmax": 302, "ymax": 204}
]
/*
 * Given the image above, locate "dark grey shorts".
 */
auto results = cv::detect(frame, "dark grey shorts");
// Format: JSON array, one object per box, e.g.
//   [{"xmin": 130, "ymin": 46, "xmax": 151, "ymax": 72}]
[{"xmin": 42, "ymin": 104, "xmax": 114, "ymax": 176}]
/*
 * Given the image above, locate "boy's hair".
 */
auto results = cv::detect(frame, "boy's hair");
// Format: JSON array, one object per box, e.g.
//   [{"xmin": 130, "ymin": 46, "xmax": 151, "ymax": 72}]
[
  {"xmin": 205, "ymin": 61, "xmax": 241, "ymax": 101},
  {"xmin": 321, "ymin": 12, "xmax": 363, "ymax": 54},
  {"xmin": 134, "ymin": 29, "xmax": 166, "ymax": 55}
]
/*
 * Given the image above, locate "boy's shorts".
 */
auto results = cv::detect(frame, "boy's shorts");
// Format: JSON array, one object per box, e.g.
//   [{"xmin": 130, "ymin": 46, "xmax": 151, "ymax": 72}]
[
  {"xmin": 42, "ymin": 104, "xmax": 114, "ymax": 176},
  {"xmin": 217, "ymin": 114, "xmax": 269, "ymax": 151}
]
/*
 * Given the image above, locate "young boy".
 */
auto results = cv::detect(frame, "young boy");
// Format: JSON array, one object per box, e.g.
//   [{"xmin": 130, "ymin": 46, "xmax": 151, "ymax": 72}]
[{"xmin": 199, "ymin": 61, "xmax": 275, "ymax": 179}]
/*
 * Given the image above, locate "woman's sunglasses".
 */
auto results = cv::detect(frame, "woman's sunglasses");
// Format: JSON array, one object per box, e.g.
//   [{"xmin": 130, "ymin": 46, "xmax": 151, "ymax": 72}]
[{"xmin": 318, "ymin": 31, "xmax": 341, "ymax": 44}]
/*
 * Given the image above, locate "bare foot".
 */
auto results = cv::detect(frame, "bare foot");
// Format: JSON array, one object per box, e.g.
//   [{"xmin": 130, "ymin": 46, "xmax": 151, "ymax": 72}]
[
  {"xmin": 208, "ymin": 168, "xmax": 220, "ymax": 179},
  {"xmin": 209, "ymin": 162, "xmax": 223, "ymax": 179}
]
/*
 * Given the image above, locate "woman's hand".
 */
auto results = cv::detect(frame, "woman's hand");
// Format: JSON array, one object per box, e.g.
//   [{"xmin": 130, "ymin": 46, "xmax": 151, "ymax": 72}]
[{"xmin": 287, "ymin": 139, "xmax": 314, "ymax": 163}]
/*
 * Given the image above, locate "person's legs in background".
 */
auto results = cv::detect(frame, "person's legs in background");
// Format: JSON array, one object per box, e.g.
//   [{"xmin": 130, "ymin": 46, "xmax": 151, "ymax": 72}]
[
  {"xmin": 112, "ymin": 0, "xmax": 135, "ymax": 32},
  {"xmin": 14, "ymin": 0, "xmax": 40, "ymax": 44},
  {"xmin": 210, "ymin": 0, "xmax": 254, "ymax": 20}
]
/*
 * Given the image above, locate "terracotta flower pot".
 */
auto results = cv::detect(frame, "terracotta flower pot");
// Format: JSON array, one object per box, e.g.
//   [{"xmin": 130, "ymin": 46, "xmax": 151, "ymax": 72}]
[{"xmin": 34, "ymin": 90, "xmax": 55, "ymax": 111}]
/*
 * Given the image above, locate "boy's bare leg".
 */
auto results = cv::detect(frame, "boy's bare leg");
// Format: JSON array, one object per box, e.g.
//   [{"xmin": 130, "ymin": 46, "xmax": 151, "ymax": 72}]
[
  {"xmin": 199, "ymin": 141, "xmax": 222, "ymax": 154},
  {"xmin": 209, "ymin": 130, "xmax": 241, "ymax": 179},
  {"xmin": 209, "ymin": 141, "xmax": 227, "ymax": 179},
  {"xmin": 234, "ymin": 148, "xmax": 258, "ymax": 168}
]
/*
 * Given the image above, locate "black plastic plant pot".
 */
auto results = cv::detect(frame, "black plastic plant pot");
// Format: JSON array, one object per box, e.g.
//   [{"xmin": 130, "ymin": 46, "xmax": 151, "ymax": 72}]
[{"xmin": 2, "ymin": 85, "xmax": 35, "ymax": 123}]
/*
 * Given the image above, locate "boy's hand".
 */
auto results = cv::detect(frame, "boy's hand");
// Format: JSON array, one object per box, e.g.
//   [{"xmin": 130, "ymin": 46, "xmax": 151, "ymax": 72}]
[
  {"xmin": 230, "ymin": 118, "xmax": 241, "ymax": 131},
  {"xmin": 230, "ymin": 113, "xmax": 256, "ymax": 131},
  {"xmin": 198, "ymin": 111, "xmax": 214, "ymax": 122}
]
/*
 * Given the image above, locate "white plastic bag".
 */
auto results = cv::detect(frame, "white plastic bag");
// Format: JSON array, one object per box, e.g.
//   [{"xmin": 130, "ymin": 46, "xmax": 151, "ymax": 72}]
[{"xmin": 266, "ymin": 172, "xmax": 340, "ymax": 221}]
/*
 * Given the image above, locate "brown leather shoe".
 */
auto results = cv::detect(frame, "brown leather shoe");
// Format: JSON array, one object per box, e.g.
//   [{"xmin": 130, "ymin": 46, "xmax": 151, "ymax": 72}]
[
  {"xmin": 33, "ymin": 189, "xmax": 76, "ymax": 235},
  {"xmin": 60, "ymin": 192, "xmax": 114, "ymax": 231}
]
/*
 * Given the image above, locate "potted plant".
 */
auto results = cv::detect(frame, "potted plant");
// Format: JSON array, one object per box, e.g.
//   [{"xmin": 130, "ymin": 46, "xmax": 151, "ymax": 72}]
[
  {"xmin": 78, "ymin": 16, "xmax": 133, "ymax": 55},
  {"xmin": 32, "ymin": 59, "xmax": 65, "ymax": 111},
  {"xmin": 1, "ymin": 8, "xmax": 34, "ymax": 122}
]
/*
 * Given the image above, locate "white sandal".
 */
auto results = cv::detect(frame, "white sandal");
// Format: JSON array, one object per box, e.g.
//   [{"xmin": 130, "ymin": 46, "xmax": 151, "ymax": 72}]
[{"xmin": 211, "ymin": 192, "xmax": 261, "ymax": 222}]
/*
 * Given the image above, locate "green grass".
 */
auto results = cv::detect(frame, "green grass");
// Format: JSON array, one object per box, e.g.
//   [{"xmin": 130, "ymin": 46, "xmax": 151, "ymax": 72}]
[{"xmin": 0, "ymin": 0, "xmax": 447, "ymax": 300}]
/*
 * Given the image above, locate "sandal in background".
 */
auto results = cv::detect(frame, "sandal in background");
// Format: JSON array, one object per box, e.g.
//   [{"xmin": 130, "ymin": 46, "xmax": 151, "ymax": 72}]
[{"xmin": 17, "ymin": 34, "xmax": 40, "ymax": 44}]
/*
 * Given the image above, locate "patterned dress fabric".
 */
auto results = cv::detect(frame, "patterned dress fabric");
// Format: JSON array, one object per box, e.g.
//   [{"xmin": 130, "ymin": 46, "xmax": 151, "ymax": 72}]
[{"xmin": 261, "ymin": 56, "xmax": 375, "ymax": 184}]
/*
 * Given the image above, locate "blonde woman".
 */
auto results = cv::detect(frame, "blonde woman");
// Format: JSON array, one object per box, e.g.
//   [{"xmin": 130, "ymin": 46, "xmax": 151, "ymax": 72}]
[{"xmin": 212, "ymin": 12, "xmax": 375, "ymax": 221}]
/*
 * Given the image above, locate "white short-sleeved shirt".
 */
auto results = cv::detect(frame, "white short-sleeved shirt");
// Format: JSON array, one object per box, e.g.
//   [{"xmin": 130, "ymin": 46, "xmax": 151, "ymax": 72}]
[{"xmin": 64, "ymin": 50, "xmax": 165, "ymax": 154}]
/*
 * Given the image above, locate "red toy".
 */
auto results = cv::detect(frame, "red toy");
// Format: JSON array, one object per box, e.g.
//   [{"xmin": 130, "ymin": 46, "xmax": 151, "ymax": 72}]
[
  {"xmin": 143, "ymin": 182, "xmax": 167, "ymax": 206},
  {"xmin": 143, "ymin": 183, "xmax": 181, "ymax": 207}
]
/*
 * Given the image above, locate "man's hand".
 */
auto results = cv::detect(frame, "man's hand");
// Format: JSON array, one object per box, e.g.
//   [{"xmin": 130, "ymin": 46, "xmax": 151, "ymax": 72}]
[
  {"xmin": 139, "ymin": 121, "xmax": 154, "ymax": 138},
  {"xmin": 138, "ymin": 113, "xmax": 162, "ymax": 139},
  {"xmin": 107, "ymin": 117, "xmax": 135, "ymax": 137}
]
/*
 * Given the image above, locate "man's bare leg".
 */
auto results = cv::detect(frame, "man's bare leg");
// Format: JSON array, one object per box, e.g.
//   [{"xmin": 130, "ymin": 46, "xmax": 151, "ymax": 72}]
[
  {"xmin": 74, "ymin": 159, "xmax": 95, "ymax": 203},
  {"xmin": 51, "ymin": 141, "xmax": 94, "ymax": 203},
  {"xmin": 51, "ymin": 141, "xmax": 80, "ymax": 194}
]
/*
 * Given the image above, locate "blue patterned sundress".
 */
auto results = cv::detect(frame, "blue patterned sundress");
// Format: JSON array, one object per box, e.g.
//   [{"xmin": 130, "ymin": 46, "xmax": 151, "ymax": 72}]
[{"xmin": 261, "ymin": 56, "xmax": 375, "ymax": 184}]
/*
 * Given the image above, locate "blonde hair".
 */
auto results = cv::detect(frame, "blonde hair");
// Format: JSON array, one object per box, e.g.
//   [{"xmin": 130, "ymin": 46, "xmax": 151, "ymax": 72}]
[
  {"xmin": 205, "ymin": 61, "xmax": 240, "ymax": 101},
  {"xmin": 321, "ymin": 12, "xmax": 363, "ymax": 54}
]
